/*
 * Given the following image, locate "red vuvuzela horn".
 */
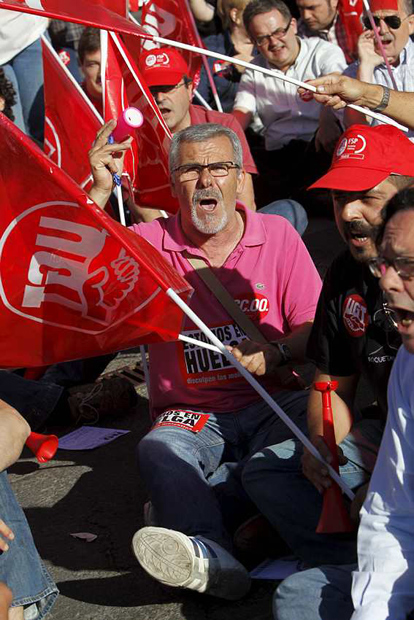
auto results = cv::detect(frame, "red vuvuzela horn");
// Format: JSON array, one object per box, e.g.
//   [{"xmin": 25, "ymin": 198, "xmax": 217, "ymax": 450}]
[
  {"xmin": 25, "ymin": 432, "xmax": 58, "ymax": 463},
  {"xmin": 314, "ymin": 381, "xmax": 354, "ymax": 534}
]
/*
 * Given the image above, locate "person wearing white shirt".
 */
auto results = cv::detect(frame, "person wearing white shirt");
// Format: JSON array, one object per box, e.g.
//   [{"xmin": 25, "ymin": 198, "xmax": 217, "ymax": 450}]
[
  {"xmin": 232, "ymin": 0, "xmax": 346, "ymax": 206},
  {"xmin": 273, "ymin": 188, "xmax": 414, "ymax": 620}
]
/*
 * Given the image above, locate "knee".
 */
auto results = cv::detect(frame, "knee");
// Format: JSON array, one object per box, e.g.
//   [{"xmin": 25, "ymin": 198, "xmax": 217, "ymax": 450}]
[
  {"xmin": 242, "ymin": 439, "xmax": 298, "ymax": 494},
  {"xmin": 273, "ymin": 570, "xmax": 318, "ymax": 620},
  {"xmin": 259, "ymin": 200, "xmax": 308, "ymax": 236},
  {"xmin": 137, "ymin": 429, "xmax": 195, "ymax": 471}
]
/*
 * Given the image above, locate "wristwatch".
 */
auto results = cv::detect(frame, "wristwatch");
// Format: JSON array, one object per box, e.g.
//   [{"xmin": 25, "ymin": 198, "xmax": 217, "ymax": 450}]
[
  {"xmin": 273, "ymin": 342, "xmax": 292, "ymax": 366},
  {"xmin": 372, "ymin": 85, "xmax": 390, "ymax": 113}
]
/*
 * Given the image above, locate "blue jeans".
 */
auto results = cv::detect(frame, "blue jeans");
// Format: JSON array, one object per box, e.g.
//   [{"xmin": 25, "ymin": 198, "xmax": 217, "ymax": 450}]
[
  {"xmin": 2, "ymin": 37, "xmax": 45, "ymax": 142},
  {"xmin": 0, "ymin": 371, "xmax": 63, "ymax": 431},
  {"xmin": 0, "ymin": 471, "xmax": 58, "ymax": 617},
  {"xmin": 274, "ymin": 564, "xmax": 355, "ymax": 620},
  {"xmin": 259, "ymin": 200, "xmax": 308, "ymax": 236},
  {"xmin": 137, "ymin": 390, "xmax": 309, "ymax": 550},
  {"xmin": 242, "ymin": 419, "xmax": 383, "ymax": 566}
]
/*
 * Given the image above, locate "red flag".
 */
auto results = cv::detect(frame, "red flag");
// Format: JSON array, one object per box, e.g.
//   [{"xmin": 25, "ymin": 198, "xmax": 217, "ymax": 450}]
[
  {"xmin": 131, "ymin": 0, "xmax": 203, "ymax": 87},
  {"xmin": 101, "ymin": 30, "xmax": 139, "ymax": 196},
  {"xmin": 0, "ymin": 0, "xmax": 149, "ymax": 39},
  {"xmin": 0, "ymin": 115, "xmax": 192, "ymax": 368},
  {"xmin": 107, "ymin": 32, "xmax": 180, "ymax": 213},
  {"xmin": 42, "ymin": 37, "xmax": 102, "ymax": 190}
]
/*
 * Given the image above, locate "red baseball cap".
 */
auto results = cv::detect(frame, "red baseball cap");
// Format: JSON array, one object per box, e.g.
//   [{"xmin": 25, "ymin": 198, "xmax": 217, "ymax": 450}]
[
  {"xmin": 309, "ymin": 124, "xmax": 414, "ymax": 191},
  {"xmin": 139, "ymin": 48, "xmax": 189, "ymax": 87}
]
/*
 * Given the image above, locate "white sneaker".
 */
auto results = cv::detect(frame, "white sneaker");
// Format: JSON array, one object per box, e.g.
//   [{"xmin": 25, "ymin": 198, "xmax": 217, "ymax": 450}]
[{"xmin": 132, "ymin": 526, "xmax": 251, "ymax": 600}]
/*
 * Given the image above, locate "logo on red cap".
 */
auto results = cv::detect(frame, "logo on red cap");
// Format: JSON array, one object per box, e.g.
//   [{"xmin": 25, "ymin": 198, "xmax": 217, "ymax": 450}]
[{"xmin": 335, "ymin": 134, "xmax": 367, "ymax": 161}]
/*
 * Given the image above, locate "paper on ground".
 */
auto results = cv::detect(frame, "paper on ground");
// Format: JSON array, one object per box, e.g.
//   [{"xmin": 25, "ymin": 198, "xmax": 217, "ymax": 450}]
[
  {"xmin": 58, "ymin": 426, "xmax": 130, "ymax": 450},
  {"xmin": 250, "ymin": 556, "xmax": 303, "ymax": 580}
]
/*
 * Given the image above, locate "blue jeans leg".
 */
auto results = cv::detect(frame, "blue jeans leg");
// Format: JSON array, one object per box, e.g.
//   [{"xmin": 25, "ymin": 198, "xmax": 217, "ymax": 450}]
[
  {"xmin": 259, "ymin": 200, "xmax": 308, "ymax": 236},
  {"xmin": 7, "ymin": 38, "xmax": 45, "ymax": 142},
  {"xmin": 242, "ymin": 419, "xmax": 382, "ymax": 566},
  {"xmin": 274, "ymin": 564, "xmax": 355, "ymax": 620},
  {"xmin": 0, "ymin": 472, "xmax": 58, "ymax": 618},
  {"xmin": 138, "ymin": 392, "xmax": 308, "ymax": 550}
]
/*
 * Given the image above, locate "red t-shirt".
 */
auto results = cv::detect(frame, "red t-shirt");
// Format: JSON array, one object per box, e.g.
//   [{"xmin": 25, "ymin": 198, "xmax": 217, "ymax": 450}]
[{"xmin": 189, "ymin": 105, "xmax": 257, "ymax": 175}]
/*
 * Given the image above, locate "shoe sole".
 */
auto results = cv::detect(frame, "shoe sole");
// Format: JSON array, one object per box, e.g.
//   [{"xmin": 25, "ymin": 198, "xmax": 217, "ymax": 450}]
[{"xmin": 132, "ymin": 528, "xmax": 202, "ymax": 589}]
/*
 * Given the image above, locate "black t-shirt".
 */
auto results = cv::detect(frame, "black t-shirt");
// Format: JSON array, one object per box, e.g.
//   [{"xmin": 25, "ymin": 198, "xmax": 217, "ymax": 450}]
[{"xmin": 307, "ymin": 249, "xmax": 401, "ymax": 422}]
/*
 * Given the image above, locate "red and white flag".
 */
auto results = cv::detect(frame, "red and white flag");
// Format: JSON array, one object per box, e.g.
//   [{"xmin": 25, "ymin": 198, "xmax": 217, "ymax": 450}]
[
  {"xmin": 42, "ymin": 36, "xmax": 102, "ymax": 190},
  {"xmin": 0, "ymin": 115, "xmax": 192, "ymax": 368},
  {"xmin": 138, "ymin": 0, "xmax": 203, "ymax": 87},
  {"xmin": 106, "ymin": 32, "xmax": 180, "ymax": 213},
  {"xmin": 0, "ymin": 0, "xmax": 148, "ymax": 39}
]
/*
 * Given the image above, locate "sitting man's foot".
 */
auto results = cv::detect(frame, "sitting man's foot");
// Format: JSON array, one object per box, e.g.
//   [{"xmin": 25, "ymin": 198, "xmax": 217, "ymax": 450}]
[{"xmin": 132, "ymin": 526, "xmax": 251, "ymax": 600}]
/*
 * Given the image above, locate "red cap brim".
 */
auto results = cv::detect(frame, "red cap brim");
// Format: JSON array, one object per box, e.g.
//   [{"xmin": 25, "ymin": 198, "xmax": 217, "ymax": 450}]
[
  {"xmin": 142, "ymin": 70, "xmax": 184, "ymax": 87},
  {"xmin": 308, "ymin": 166, "xmax": 390, "ymax": 191}
]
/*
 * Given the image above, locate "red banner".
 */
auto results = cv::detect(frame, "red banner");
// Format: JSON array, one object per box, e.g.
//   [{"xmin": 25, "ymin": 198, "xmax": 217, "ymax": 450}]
[
  {"xmin": 42, "ymin": 37, "xmax": 102, "ymax": 190},
  {"xmin": 0, "ymin": 0, "xmax": 149, "ymax": 39},
  {"xmin": 0, "ymin": 115, "xmax": 192, "ymax": 368},
  {"xmin": 101, "ymin": 30, "xmax": 139, "ymax": 196},
  {"xmin": 133, "ymin": 0, "xmax": 203, "ymax": 87},
  {"xmin": 107, "ymin": 32, "xmax": 180, "ymax": 213}
]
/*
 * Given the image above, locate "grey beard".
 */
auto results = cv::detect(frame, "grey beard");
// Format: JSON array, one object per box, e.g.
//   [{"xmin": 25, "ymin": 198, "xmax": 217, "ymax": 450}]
[{"xmin": 191, "ymin": 189, "xmax": 228, "ymax": 235}]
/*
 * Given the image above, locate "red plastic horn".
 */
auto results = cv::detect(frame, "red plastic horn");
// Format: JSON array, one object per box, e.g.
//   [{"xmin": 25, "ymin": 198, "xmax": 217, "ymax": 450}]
[
  {"xmin": 25, "ymin": 432, "xmax": 59, "ymax": 463},
  {"xmin": 314, "ymin": 381, "xmax": 354, "ymax": 534}
]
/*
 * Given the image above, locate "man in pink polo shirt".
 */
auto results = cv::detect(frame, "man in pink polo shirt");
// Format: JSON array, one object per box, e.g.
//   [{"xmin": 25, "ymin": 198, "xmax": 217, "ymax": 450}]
[
  {"xmin": 137, "ymin": 47, "xmax": 308, "ymax": 234},
  {"xmin": 89, "ymin": 121, "xmax": 321, "ymax": 600}
]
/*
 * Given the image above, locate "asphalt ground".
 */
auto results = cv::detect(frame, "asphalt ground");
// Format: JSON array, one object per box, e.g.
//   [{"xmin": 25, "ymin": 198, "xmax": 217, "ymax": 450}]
[{"xmin": 8, "ymin": 215, "xmax": 345, "ymax": 620}]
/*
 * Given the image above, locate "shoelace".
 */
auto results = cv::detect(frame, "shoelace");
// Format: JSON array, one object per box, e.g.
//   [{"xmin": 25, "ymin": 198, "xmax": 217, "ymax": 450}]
[{"xmin": 74, "ymin": 382, "xmax": 103, "ymax": 425}]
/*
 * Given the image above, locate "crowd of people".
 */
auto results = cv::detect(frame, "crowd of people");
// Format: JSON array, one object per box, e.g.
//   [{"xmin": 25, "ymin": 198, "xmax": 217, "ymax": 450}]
[{"xmin": 2, "ymin": 0, "xmax": 414, "ymax": 618}]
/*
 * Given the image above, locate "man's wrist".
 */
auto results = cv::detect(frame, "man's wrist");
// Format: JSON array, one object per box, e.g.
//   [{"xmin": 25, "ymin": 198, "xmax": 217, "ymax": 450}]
[
  {"xmin": 363, "ymin": 83, "xmax": 386, "ymax": 110},
  {"xmin": 271, "ymin": 342, "xmax": 292, "ymax": 366},
  {"xmin": 89, "ymin": 185, "xmax": 112, "ymax": 209}
]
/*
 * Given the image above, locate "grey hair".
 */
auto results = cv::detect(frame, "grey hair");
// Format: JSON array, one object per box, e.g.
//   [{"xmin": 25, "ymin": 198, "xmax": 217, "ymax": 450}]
[{"xmin": 169, "ymin": 123, "xmax": 244, "ymax": 176}]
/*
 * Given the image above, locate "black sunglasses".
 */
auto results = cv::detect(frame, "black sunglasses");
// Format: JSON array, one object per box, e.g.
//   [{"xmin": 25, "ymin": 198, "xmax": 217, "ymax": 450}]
[{"xmin": 362, "ymin": 14, "xmax": 405, "ymax": 29}]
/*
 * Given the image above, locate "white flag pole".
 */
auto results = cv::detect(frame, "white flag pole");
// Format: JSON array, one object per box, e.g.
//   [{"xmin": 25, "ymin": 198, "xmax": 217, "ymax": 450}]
[
  {"xmin": 150, "ymin": 35, "xmax": 408, "ymax": 132},
  {"xmin": 173, "ymin": 294, "xmax": 354, "ymax": 500}
]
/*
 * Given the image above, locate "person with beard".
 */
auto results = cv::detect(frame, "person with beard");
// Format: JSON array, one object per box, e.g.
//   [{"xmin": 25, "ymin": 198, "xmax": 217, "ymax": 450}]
[
  {"xmin": 272, "ymin": 190, "xmax": 414, "ymax": 620},
  {"xmin": 241, "ymin": 125, "xmax": 414, "ymax": 590},
  {"xmin": 88, "ymin": 121, "xmax": 321, "ymax": 600},
  {"xmin": 342, "ymin": 0, "xmax": 414, "ymax": 134}
]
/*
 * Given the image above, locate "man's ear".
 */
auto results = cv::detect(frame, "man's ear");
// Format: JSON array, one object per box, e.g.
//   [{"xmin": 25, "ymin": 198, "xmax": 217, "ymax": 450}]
[
  {"xmin": 407, "ymin": 13, "xmax": 414, "ymax": 34},
  {"xmin": 291, "ymin": 17, "xmax": 298, "ymax": 34},
  {"xmin": 236, "ymin": 169, "xmax": 246, "ymax": 197}
]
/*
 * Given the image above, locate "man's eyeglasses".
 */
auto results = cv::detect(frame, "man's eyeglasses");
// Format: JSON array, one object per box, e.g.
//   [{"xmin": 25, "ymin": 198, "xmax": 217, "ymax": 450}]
[
  {"xmin": 172, "ymin": 161, "xmax": 240, "ymax": 182},
  {"xmin": 149, "ymin": 80, "xmax": 188, "ymax": 96},
  {"xmin": 369, "ymin": 255, "xmax": 414, "ymax": 280},
  {"xmin": 255, "ymin": 18, "xmax": 292, "ymax": 47},
  {"xmin": 362, "ymin": 14, "xmax": 407, "ymax": 30}
]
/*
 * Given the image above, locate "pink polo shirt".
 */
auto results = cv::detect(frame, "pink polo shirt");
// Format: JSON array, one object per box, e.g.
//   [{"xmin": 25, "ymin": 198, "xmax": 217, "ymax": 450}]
[{"xmin": 131, "ymin": 205, "xmax": 321, "ymax": 416}]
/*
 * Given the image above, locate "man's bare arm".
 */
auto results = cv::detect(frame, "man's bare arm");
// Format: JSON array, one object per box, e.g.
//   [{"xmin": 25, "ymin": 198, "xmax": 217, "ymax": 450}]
[
  {"xmin": 302, "ymin": 369, "xmax": 357, "ymax": 493},
  {"xmin": 300, "ymin": 74, "xmax": 414, "ymax": 129},
  {"xmin": 188, "ymin": 0, "xmax": 214, "ymax": 21}
]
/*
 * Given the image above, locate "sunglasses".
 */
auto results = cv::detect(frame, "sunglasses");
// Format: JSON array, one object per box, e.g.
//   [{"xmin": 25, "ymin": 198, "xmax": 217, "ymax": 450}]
[{"xmin": 362, "ymin": 14, "xmax": 407, "ymax": 29}]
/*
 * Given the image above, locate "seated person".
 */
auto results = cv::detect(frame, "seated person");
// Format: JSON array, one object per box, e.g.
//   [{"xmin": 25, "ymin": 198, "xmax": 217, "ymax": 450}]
[
  {"xmin": 0, "ymin": 399, "xmax": 58, "ymax": 619},
  {"xmin": 341, "ymin": 0, "xmax": 414, "ymax": 138},
  {"xmin": 137, "ymin": 47, "xmax": 308, "ymax": 231},
  {"xmin": 232, "ymin": 0, "xmax": 347, "ymax": 207},
  {"xmin": 78, "ymin": 27, "xmax": 103, "ymax": 116},
  {"xmin": 241, "ymin": 124, "xmax": 414, "ymax": 577},
  {"xmin": 88, "ymin": 121, "xmax": 322, "ymax": 600},
  {"xmin": 296, "ymin": 0, "xmax": 362, "ymax": 63},
  {"xmin": 197, "ymin": 0, "xmax": 257, "ymax": 112},
  {"xmin": 274, "ymin": 189, "xmax": 414, "ymax": 620}
]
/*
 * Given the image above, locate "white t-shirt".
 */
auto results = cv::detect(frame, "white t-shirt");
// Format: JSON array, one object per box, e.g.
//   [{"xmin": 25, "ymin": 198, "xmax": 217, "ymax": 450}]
[
  {"xmin": 0, "ymin": 10, "xmax": 48, "ymax": 65},
  {"xmin": 234, "ymin": 36, "xmax": 347, "ymax": 151}
]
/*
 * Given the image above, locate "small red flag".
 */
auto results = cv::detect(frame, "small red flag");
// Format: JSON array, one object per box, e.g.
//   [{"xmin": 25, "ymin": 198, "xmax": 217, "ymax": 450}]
[
  {"xmin": 0, "ymin": 115, "xmax": 192, "ymax": 368},
  {"xmin": 42, "ymin": 37, "xmax": 102, "ymax": 190}
]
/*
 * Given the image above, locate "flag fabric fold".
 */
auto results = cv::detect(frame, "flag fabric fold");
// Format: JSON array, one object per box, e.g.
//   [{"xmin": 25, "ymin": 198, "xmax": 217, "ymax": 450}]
[
  {"xmin": 106, "ymin": 32, "xmax": 180, "ymax": 213},
  {"xmin": 0, "ymin": 115, "xmax": 192, "ymax": 368},
  {"xmin": 42, "ymin": 36, "xmax": 102, "ymax": 190}
]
